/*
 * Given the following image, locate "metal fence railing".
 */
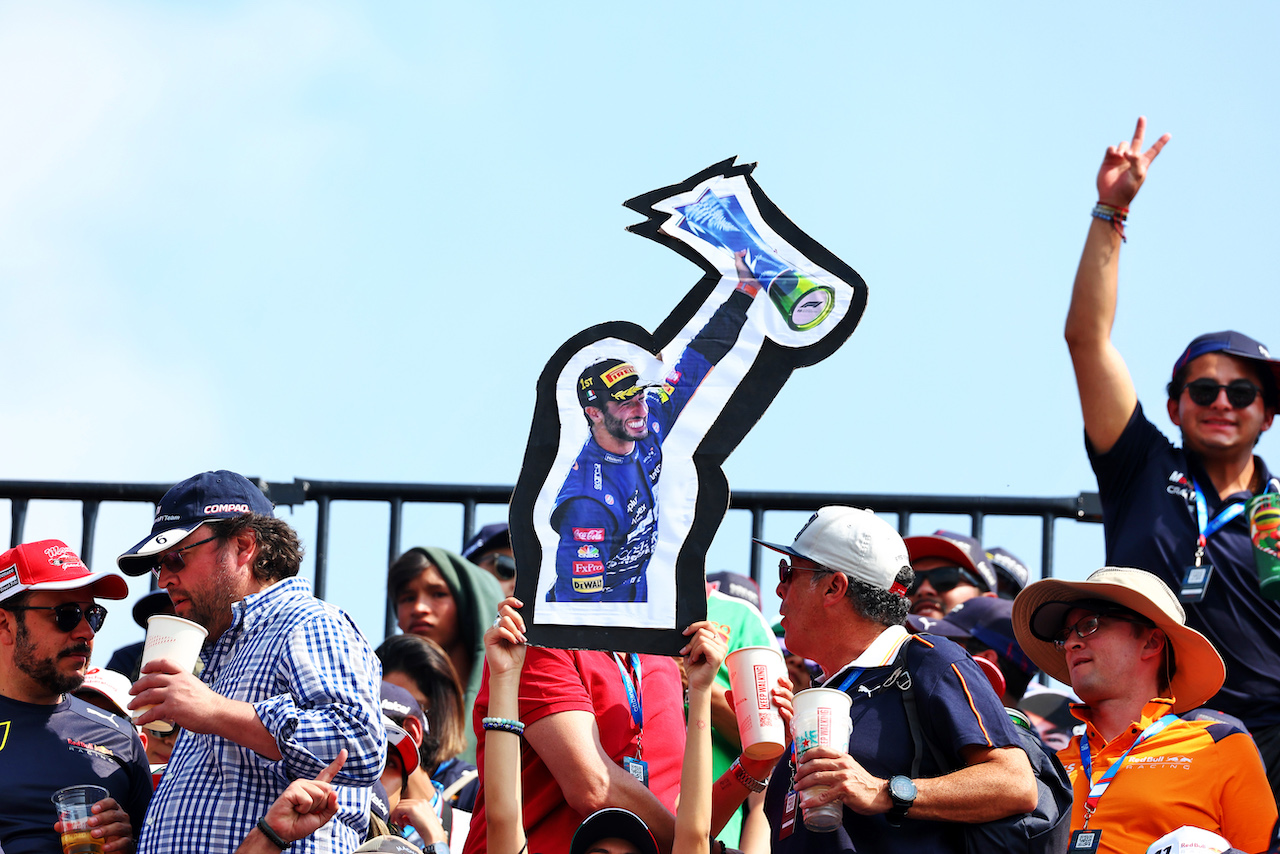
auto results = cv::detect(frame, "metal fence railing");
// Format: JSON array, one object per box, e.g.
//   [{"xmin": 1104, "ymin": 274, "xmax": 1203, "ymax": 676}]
[{"xmin": 2, "ymin": 477, "xmax": 1102, "ymax": 629}]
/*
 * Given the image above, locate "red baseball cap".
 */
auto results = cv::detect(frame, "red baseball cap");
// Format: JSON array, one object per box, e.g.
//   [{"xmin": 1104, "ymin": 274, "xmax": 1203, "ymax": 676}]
[{"xmin": 0, "ymin": 540, "xmax": 129, "ymax": 604}]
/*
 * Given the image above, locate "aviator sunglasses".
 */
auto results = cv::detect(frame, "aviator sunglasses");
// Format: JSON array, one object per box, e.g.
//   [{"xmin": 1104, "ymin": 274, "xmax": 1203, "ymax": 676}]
[
  {"xmin": 1183, "ymin": 378, "xmax": 1262, "ymax": 408},
  {"xmin": 778, "ymin": 558, "xmax": 834, "ymax": 585},
  {"xmin": 6, "ymin": 602, "xmax": 108, "ymax": 633},
  {"xmin": 151, "ymin": 534, "xmax": 219, "ymax": 578},
  {"xmin": 907, "ymin": 565, "xmax": 982, "ymax": 595}
]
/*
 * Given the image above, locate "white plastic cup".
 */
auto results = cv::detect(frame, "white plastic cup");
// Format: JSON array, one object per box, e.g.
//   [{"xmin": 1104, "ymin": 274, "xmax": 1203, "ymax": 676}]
[
  {"xmin": 725, "ymin": 645, "xmax": 787, "ymax": 761},
  {"xmin": 791, "ymin": 687, "xmax": 853, "ymax": 832},
  {"xmin": 132, "ymin": 614, "xmax": 207, "ymax": 732}
]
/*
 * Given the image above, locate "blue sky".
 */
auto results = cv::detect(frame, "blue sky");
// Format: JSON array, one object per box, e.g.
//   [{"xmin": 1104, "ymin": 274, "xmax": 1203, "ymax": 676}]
[{"xmin": 3, "ymin": 1, "xmax": 1278, "ymax": 655}]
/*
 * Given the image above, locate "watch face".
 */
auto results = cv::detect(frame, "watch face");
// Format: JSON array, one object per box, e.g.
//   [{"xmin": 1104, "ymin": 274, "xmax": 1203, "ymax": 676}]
[{"xmin": 889, "ymin": 775, "xmax": 917, "ymax": 802}]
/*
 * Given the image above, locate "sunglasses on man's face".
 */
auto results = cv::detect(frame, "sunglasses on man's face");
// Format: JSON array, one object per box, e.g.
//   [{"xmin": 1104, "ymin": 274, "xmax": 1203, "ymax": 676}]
[
  {"xmin": 908, "ymin": 565, "xmax": 981, "ymax": 595},
  {"xmin": 6, "ymin": 602, "xmax": 108, "ymax": 633},
  {"xmin": 1052, "ymin": 612, "xmax": 1151, "ymax": 650},
  {"xmin": 478, "ymin": 554, "xmax": 517, "ymax": 581},
  {"xmin": 151, "ymin": 534, "xmax": 219, "ymax": 578},
  {"xmin": 1183, "ymin": 378, "xmax": 1262, "ymax": 408},
  {"xmin": 778, "ymin": 558, "xmax": 834, "ymax": 585}
]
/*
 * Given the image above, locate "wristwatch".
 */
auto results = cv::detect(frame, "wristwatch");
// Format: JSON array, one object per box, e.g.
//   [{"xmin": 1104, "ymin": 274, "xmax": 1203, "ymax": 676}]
[
  {"xmin": 886, "ymin": 775, "xmax": 917, "ymax": 827},
  {"xmin": 422, "ymin": 843, "xmax": 451, "ymax": 854}
]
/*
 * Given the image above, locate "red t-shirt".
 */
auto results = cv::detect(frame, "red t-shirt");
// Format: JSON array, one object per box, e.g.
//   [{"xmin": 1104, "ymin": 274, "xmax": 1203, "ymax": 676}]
[{"xmin": 462, "ymin": 647, "xmax": 685, "ymax": 854}]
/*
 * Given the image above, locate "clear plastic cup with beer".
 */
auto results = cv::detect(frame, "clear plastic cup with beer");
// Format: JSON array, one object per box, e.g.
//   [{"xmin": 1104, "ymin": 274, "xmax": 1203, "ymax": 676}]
[{"xmin": 51, "ymin": 784, "xmax": 108, "ymax": 854}]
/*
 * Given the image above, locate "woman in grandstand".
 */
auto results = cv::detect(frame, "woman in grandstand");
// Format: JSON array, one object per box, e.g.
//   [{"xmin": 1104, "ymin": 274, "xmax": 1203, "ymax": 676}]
[
  {"xmin": 377, "ymin": 633, "xmax": 479, "ymax": 812},
  {"xmin": 388, "ymin": 546, "xmax": 504, "ymax": 762}
]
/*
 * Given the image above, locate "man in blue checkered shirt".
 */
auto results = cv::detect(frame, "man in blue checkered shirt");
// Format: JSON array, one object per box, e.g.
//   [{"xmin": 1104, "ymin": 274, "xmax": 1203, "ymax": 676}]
[{"xmin": 118, "ymin": 471, "xmax": 385, "ymax": 854}]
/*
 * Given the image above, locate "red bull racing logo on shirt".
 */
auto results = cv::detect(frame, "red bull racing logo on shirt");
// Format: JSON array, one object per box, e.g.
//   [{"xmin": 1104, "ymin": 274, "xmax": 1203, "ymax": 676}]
[{"xmin": 66, "ymin": 737, "xmax": 117, "ymax": 761}]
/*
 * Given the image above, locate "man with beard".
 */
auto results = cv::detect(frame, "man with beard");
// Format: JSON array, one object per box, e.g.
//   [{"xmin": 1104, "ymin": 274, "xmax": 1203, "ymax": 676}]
[
  {"xmin": 550, "ymin": 253, "xmax": 762, "ymax": 602},
  {"xmin": 0, "ymin": 539, "xmax": 150, "ymax": 854},
  {"xmin": 116, "ymin": 470, "xmax": 385, "ymax": 854}
]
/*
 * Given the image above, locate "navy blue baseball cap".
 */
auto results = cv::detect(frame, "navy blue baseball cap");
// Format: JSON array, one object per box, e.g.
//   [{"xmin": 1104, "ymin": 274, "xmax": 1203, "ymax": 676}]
[
  {"xmin": 940, "ymin": 597, "xmax": 1037, "ymax": 676},
  {"xmin": 462, "ymin": 522, "xmax": 510, "ymax": 560},
  {"xmin": 368, "ymin": 780, "xmax": 392, "ymax": 822},
  {"xmin": 905, "ymin": 613, "xmax": 969, "ymax": 638},
  {"xmin": 116, "ymin": 470, "xmax": 274, "ymax": 576},
  {"xmin": 1172, "ymin": 330, "xmax": 1280, "ymax": 387},
  {"xmin": 706, "ymin": 571, "xmax": 761, "ymax": 610},
  {"xmin": 380, "ymin": 681, "xmax": 428, "ymax": 737},
  {"xmin": 985, "ymin": 547, "xmax": 1030, "ymax": 597}
]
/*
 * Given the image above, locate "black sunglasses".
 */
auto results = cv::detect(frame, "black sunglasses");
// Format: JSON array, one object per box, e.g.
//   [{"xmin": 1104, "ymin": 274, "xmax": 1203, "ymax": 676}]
[
  {"xmin": 149, "ymin": 721, "xmax": 180, "ymax": 738},
  {"xmin": 491, "ymin": 554, "xmax": 516, "ymax": 580},
  {"xmin": 475, "ymin": 553, "xmax": 517, "ymax": 580},
  {"xmin": 908, "ymin": 565, "xmax": 982, "ymax": 595},
  {"xmin": 1183, "ymin": 378, "xmax": 1262, "ymax": 408},
  {"xmin": 778, "ymin": 558, "xmax": 834, "ymax": 585},
  {"xmin": 6, "ymin": 602, "xmax": 108, "ymax": 633},
  {"xmin": 151, "ymin": 534, "xmax": 219, "ymax": 578}
]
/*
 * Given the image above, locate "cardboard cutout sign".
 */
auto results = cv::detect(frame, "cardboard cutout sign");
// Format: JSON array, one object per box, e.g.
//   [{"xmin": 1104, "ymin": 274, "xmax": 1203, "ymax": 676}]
[{"xmin": 511, "ymin": 158, "xmax": 867, "ymax": 654}]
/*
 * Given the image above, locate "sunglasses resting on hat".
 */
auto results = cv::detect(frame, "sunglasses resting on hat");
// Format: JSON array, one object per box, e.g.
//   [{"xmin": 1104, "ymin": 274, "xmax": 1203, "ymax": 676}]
[
  {"xmin": 908, "ymin": 565, "xmax": 982, "ymax": 595},
  {"xmin": 1181, "ymin": 378, "xmax": 1263, "ymax": 408},
  {"xmin": 5, "ymin": 602, "xmax": 108, "ymax": 633}
]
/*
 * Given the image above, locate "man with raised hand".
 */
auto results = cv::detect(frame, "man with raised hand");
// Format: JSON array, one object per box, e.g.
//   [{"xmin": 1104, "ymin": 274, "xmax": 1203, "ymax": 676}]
[
  {"xmin": 1064, "ymin": 117, "xmax": 1280, "ymax": 803},
  {"xmin": 118, "ymin": 470, "xmax": 385, "ymax": 854}
]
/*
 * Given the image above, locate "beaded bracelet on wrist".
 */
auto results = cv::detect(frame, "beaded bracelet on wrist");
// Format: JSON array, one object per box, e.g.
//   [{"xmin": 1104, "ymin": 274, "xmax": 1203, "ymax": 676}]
[
  {"xmin": 730, "ymin": 757, "xmax": 769, "ymax": 793},
  {"xmin": 1092, "ymin": 202, "xmax": 1129, "ymax": 242},
  {"xmin": 482, "ymin": 716, "xmax": 525, "ymax": 736}
]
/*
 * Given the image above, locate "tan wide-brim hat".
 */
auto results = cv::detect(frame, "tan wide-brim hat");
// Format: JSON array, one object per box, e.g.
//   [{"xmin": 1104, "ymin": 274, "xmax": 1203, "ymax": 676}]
[{"xmin": 1012, "ymin": 567, "xmax": 1225, "ymax": 714}]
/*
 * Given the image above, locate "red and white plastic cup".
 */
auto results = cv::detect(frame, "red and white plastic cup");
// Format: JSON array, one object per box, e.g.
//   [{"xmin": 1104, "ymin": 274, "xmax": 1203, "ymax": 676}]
[
  {"xmin": 725, "ymin": 645, "xmax": 787, "ymax": 761},
  {"xmin": 791, "ymin": 687, "xmax": 853, "ymax": 831}
]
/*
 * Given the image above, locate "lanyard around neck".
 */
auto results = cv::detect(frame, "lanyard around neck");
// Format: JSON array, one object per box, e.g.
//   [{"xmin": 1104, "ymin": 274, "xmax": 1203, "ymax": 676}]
[
  {"xmin": 613, "ymin": 652, "xmax": 643, "ymax": 730},
  {"xmin": 1078, "ymin": 713, "xmax": 1177, "ymax": 826},
  {"xmin": 1191, "ymin": 478, "xmax": 1247, "ymax": 551}
]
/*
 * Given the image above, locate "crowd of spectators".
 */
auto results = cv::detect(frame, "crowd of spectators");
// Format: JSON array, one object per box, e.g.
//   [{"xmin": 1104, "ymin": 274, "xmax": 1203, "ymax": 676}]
[{"xmin": 3, "ymin": 118, "xmax": 1280, "ymax": 854}]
